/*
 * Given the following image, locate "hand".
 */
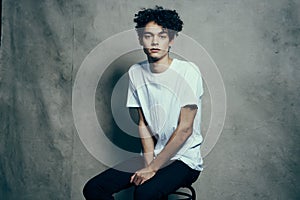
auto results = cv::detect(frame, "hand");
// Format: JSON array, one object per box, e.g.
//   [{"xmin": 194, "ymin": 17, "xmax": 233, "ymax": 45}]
[{"xmin": 130, "ymin": 166, "xmax": 156, "ymax": 186}]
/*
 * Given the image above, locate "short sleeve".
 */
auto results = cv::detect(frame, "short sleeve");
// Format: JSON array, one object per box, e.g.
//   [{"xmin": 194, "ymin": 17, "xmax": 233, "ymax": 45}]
[
  {"xmin": 126, "ymin": 72, "xmax": 141, "ymax": 107},
  {"xmin": 179, "ymin": 62, "xmax": 204, "ymax": 107}
]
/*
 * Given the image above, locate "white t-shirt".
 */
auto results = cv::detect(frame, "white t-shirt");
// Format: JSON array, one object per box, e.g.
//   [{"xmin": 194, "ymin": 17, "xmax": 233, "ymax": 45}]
[{"xmin": 126, "ymin": 58, "xmax": 204, "ymax": 171}]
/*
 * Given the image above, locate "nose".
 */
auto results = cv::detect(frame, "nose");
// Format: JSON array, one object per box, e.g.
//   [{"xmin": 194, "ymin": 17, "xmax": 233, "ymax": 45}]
[{"xmin": 151, "ymin": 35, "xmax": 159, "ymax": 46}]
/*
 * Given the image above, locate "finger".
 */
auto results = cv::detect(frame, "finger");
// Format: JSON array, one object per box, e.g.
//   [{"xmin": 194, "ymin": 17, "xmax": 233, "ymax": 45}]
[
  {"xmin": 136, "ymin": 177, "xmax": 143, "ymax": 186},
  {"xmin": 134, "ymin": 176, "xmax": 140, "ymax": 186},
  {"xmin": 133, "ymin": 174, "xmax": 138, "ymax": 184},
  {"xmin": 140, "ymin": 176, "xmax": 149, "ymax": 185},
  {"xmin": 130, "ymin": 174, "xmax": 136, "ymax": 183},
  {"xmin": 136, "ymin": 175, "xmax": 144, "ymax": 186}
]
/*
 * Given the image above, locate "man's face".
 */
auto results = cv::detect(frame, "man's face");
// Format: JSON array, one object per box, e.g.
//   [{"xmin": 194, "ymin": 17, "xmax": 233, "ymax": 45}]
[{"xmin": 140, "ymin": 21, "xmax": 174, "ymax": 61}]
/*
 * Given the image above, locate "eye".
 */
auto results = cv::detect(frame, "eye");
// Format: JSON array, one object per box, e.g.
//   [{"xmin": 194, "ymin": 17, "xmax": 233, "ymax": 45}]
[
  {"xmin": 144, "ymin": 34, "xmax": 151, "ymax": 39},
  {"xmin": 159, "ymin": 34, "xmax": 167, "ymax": 39}
]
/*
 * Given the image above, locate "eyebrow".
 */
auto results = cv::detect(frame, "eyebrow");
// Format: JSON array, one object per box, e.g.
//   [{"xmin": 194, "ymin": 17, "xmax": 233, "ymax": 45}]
[{"xmin": 143, "ymin": 30, "xmax": 169, "ymax": 35}]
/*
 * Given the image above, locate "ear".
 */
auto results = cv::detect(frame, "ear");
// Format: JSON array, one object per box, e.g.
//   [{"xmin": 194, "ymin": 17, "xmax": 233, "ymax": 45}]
[
  {"xmin": 139, "ymin": 37, "xmax": 143, "ymax": 46},
  {"xmin": 169, "ymin": 38, "xmax": 174, "ymax": 47}
]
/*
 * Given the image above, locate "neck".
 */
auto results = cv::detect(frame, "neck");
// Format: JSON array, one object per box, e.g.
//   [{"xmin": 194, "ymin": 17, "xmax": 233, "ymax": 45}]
[{"xmin": 148, "ymin": 54, "xmax": 173, "ymax": 73}]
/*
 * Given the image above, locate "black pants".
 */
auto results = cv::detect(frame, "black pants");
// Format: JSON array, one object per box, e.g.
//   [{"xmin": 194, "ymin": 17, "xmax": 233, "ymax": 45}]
[{"xmin": 83, "ymin": 157, "xmax": 200, "ymax": 200}]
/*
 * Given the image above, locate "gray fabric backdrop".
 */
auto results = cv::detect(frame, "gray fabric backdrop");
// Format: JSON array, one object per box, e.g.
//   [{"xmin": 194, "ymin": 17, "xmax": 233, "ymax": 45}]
[{"xmin": 0, "ymin": 0, "xmax": 299, "ymax": 199}]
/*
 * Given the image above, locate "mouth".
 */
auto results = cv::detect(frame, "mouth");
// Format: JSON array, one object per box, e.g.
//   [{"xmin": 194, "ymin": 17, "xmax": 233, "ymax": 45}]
[{"xmin": 150, "ymin": 48, "xmax": 160, "ymax": 53}]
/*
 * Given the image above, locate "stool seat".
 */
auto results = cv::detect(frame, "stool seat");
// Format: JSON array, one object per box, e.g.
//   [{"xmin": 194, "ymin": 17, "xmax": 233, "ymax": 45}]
[{"xmin": 168, "ymin": 185, "xmax": 196, "ymax": 200}]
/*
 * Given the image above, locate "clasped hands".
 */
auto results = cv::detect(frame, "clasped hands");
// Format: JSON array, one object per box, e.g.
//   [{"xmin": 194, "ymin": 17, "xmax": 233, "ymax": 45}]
[{"xmin": 130, "ymin": 166, "xmax": 156, "ymax": 186}]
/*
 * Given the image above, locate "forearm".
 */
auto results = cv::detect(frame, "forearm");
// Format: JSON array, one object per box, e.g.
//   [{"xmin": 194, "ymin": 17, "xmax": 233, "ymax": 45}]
[
  {"xmin": 140, "ymin": 133, "xmax": 154, "ymax": 166},
  {"xmin": 139, "ymin": 126, "xmax": 154, "ymax": 166},
  {"xmin": 138, "ymin": 108, "xmax": 155, "ymax": 166}
]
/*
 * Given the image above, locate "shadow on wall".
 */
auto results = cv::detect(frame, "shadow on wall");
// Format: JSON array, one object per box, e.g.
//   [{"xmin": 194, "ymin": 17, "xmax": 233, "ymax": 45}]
[{"xmin": 95, "ymin": 49, "xmax": 146, "ymax": 153}]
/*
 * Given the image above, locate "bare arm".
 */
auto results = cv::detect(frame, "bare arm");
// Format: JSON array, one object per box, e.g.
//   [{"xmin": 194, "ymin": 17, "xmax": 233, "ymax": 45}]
[
  {"xmin": 131, "ymin": 105, "xmax": 197, "ymax": 185},
  {"xmin": 137, "ymin": 108, "xmax": 155, "ymax": 166}
]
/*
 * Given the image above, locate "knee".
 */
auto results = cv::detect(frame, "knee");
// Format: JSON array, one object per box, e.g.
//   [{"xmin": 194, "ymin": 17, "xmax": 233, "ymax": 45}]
[
  {"xmin": 83, "ymin": 179, "xmax": 103, "ymax": 200},
  {"xmin": 82, "ymin": 180, "xmax": 95, "ymax": 199}
]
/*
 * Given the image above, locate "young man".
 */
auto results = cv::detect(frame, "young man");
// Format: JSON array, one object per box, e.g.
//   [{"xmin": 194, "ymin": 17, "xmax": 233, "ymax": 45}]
[{"xmin": 83, "ymin": 6, "xmax": 204, "ymax": 200}]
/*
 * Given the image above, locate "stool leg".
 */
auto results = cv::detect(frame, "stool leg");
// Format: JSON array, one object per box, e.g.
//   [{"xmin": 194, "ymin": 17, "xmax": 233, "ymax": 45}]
[{"xmin": 187, "ymin": 185, "xmax": 196, "ymax": 200}]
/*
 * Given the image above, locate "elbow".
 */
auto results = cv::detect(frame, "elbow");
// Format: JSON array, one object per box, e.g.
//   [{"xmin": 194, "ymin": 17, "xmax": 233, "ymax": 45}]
[{"xmin": 177, "ymin": 125, "xmax": 193, "ymax": 141}]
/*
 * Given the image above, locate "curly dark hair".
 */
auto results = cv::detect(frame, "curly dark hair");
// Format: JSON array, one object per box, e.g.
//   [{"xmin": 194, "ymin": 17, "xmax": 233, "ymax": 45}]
[{"xmin": 134, "ymin": 6, "xmax": 183, "ymax": 40}]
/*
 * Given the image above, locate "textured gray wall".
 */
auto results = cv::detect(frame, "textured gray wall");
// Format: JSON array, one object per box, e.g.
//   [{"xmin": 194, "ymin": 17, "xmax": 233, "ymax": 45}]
[{"xmin": 1, "ymin": 0, "xmax": 299, "ymax": 200}]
